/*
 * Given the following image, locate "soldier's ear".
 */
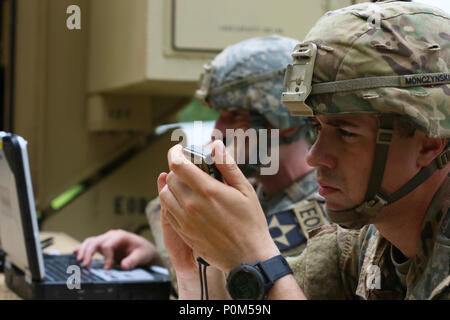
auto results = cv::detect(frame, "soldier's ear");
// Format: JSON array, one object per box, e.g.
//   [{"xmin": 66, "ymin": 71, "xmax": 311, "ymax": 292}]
[
  {"xmin": 279, "ymin": 126, "xmax": 300, "ymax": 137},
  {"xmin": 416, "ymin": 135, "xmax": 446, "ymax": 168}
]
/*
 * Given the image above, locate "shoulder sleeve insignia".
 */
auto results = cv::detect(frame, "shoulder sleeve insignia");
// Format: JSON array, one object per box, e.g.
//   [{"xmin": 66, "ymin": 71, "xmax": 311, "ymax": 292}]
[{"xmin": 293, "ymin": 199, "xmax": 327, "ymax": 239}]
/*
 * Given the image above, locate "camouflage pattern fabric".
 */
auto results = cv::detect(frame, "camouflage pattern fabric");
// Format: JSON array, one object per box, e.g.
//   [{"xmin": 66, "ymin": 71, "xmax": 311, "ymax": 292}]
[
  {"xmin": 300, "ymin": 0, "xmax": 450, "ymax": 138},
  {"xmin": 259, "ymin": 170, "xmax": 325, "ymax": 257},
  {"xmin": 285, "ymin": 1, "xmax": 450, "ymax": 300},
  {"xmin": 288, "ymin": 175, "xmax": 450, "ymax": 300},
  {"xmin": 204, "ymin": 36, "xmax": 308, "ymax": 130},
  {"xmin": 258, "ymin": 170, "xmax": 318, "ymax": 216}
]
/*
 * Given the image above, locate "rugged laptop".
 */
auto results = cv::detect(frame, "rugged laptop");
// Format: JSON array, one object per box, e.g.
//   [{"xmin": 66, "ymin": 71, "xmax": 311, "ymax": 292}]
[{"xmin": 0, "ymin": 132, "xmax": 171, "ymax": 299}]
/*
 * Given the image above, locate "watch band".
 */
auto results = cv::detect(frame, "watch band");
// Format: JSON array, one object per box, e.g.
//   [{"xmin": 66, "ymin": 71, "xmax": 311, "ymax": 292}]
[
  {"xmin": 255, "ymin": 255, "xmax": 293, "ymax": 286},
  {"xmin": 227, "ymin": 254, "xmax": 293, "ymax": 300}
]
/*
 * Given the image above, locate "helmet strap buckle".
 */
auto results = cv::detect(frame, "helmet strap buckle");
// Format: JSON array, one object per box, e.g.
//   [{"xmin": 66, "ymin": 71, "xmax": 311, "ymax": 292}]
[
  {"xmin": 376, "ymin": 128, "xmax": 394, "ymax": 145},
  {"xmin": 436, "ymin": 147, "xmax": 450, "ymax": 169},
  {"xmin": 357, "ymin": 193, "xmax": 389, "ymax": 218}
]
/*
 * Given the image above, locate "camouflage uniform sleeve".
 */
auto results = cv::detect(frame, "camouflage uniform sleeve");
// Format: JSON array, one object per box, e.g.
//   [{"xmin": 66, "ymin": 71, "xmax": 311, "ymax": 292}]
[
  {"xmin": 430, "ymin": 275, "xmax": 450, "ymax": 300},
  {"xmin": 336, "ymin": 225, "xmax": 368, "ymax": 299},
  {"xmin": 287, "ymin": 224, "xmax": 365, "ymax": 299},
  {"xmin": 287, "ymin": 225, "xmax": 344, "ymax": 299},
  {"xmin": 145, "ymin": 197, "xmax": 178, "ymax": 295}
]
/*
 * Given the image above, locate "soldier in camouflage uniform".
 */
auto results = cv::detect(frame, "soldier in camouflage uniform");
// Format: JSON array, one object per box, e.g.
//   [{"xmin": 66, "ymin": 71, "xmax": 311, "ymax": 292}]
[
  {"xmin": 189, "ymin": 35, "xmax": 326, "ymax": 256},
  {"xmin": 147, "ymin": 36, "xmax": 327, "ymax": 292},
  {"xmin": 75, "ymin": 36, "xmax": 326, "ymax": 295},
  {"xmin": 282, "ymin": 0, "xmax": 450, "ymax": 300},
  {"xmin": 158, "ymin": 0, "xmax": 450, "ymax": 300}
]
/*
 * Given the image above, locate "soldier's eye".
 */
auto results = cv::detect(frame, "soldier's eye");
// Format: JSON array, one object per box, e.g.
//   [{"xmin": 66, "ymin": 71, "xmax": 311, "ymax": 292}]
[
  {"xmin": 311, "ymin": 122, "xmax": 321, "ymax": 134},
  {"xmin": 339, "ymin": 128, "xmax": 357, "ymax": 138},
  {"xmin": 305, "ymin": 122, "xmax": 320, "ymax": 146}
]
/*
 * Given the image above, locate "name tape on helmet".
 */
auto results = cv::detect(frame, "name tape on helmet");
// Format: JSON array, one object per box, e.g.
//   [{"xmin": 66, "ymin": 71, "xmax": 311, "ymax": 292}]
[
  {"xmin": 402, "ymin": 73, "xmax": 450, "ymax": 87},
  {"xmin": 281, "ymin": 41, "xmax": 450, "ymax": 116}
]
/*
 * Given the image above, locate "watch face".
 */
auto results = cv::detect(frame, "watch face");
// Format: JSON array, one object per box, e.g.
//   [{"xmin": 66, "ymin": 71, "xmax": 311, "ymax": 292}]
[{"xmin": 227, "ymin": 265, "xmax": 265, "ymax": 300}]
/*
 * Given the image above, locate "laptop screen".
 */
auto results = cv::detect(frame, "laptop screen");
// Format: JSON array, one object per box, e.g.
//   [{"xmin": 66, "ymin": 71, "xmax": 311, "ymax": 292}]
[{"xmin": 0, "ymin": 132, "xmax": 45, "ymax": 280}]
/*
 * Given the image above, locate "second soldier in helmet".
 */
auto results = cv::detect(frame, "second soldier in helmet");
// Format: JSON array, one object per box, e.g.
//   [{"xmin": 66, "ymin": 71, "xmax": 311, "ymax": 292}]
[{"xmin": 74, "ymin": 36, "xmax": 323, "ymax": 294}]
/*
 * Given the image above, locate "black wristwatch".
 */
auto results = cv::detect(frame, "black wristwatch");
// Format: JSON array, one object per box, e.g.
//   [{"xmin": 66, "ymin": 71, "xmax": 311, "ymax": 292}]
[{"xmin": 226, "ymin": 255, "xmax": 293, "ymax": 300}]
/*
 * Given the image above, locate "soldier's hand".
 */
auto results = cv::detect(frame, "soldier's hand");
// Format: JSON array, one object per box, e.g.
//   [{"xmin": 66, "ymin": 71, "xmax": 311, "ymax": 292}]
[
  {"xmin": 159, "ymin": 140, "xmax": 280, "ymax": 273},
  {"xmin": 73, "ymin": 229, "xmax": 159, "ymax": 270},
  {"xmin": 158, "ymin": 172, "xmax": 204, "ymax": 299},
  {"xmin": 158, "ymin": 172, "xmax": 198, "ymax": 275}
]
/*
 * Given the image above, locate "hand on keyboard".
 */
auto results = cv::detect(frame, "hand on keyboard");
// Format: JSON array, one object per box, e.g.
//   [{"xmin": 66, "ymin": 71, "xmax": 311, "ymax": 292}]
[{"xmin": 73, "ymin": 230, "xmax": 160, "ymax": 270}]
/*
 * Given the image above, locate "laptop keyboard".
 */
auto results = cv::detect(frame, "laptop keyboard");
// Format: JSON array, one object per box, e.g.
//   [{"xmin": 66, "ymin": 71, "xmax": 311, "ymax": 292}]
[{"xmin": 44, "ymin": 254, "xmax": 105, "ymax": 283}]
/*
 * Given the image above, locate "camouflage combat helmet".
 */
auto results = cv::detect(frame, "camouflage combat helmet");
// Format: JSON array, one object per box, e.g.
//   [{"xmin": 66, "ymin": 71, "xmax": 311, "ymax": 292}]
[
  {"xmin": 282, "ymin": 0, "xmax": 450, "ymax": 228},
  {"xmin": 195, "ymin": 35, "xmax": 308, "ymax": 134}
]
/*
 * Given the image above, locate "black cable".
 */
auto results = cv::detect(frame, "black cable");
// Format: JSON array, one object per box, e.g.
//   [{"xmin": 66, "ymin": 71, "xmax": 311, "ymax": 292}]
[
  {"xmin": 198, "ymin": 259, "xmax": 204, "ymax": 300},
  {"xmin": 38, "ymin": 132, "xmax": 160, "ymax": 226},
  {"xmin": 197, "ymin": 257, "xmax": 210, "ymax": 300},
  {"xmin": 203, "ymin": 263, "xmax": 209, "ymax": 300}
]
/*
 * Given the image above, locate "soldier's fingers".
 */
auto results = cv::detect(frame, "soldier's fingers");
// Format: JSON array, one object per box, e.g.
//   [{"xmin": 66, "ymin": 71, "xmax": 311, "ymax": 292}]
[
  {"xmin": 166, "ymin": 171, "xmax": 196, "ymax": 204},
  {"xmin": 76, "ymin": 237, "xmax": 95, "ymax": 262},
  {"xmin": 99, "ymin": 232, "xmax": 135, "ymax": 269},
  {"xmin": 211, "ymin": 140, "xmax": 251, "ymax": 195},
  {"xmin": 158, "ymin": 173, "xmax": 175, "ymax": 228},
  {"xmin": 120, "ymin": 250, "xmax": 144, "ymax": 270},
  {"xmin": 166, "ymin": 171, "xmax": 214, "ymax": 222},
  {"xmin": 162, "ymin": 206, "xmax": 182, "ymax": 233},
  {"xmin": 158, "ymin": 172, "xmax": 186, "ymax": 235},
  {"xmin": 157, "ymin": 172, "xmax": 167, "ymax": 193},
  {"xmin": 167, "ymin": 144, "xmax": 217, "ymax": 195},
  {"xmin": 159, "ymin": 184, "xmax": 184, "ymax": 231},
  {"xmin": 100, "ymin": 240, "xmax": 117, "ymax": 270},
  {"xmin": 161, "ymin": 205, "xmax": 195, "ymax": 253},
  {"xmin": 81, "ymin": 237, "xmax": 104, "ymax": 267}
]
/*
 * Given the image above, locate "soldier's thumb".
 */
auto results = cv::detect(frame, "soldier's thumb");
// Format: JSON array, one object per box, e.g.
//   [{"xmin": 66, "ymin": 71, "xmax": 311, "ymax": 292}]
[{"xmin": 212, "ymin": 140, "xmax": 248, "ymax": 193}]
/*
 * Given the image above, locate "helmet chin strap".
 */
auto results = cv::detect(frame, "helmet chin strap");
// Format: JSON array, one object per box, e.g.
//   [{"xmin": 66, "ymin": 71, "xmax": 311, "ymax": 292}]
[{"xmin": 326, "ymin": 115, "xmax": 450, "ymax": 229}]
